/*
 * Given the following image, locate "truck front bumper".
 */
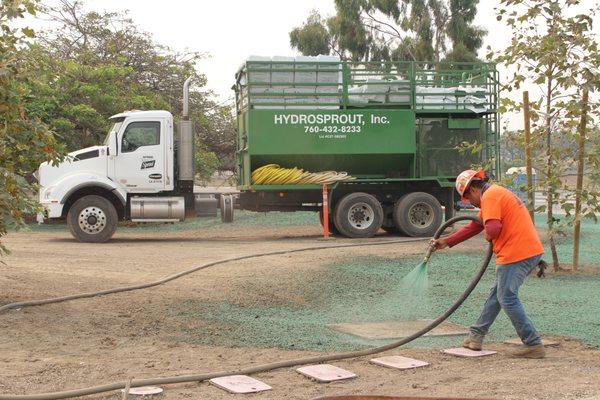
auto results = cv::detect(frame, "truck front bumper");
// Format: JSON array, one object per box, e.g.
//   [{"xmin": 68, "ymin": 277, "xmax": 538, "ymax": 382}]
[{"xmin": 39, "ymin": 201, "xmax": 64, "ymax": 220}]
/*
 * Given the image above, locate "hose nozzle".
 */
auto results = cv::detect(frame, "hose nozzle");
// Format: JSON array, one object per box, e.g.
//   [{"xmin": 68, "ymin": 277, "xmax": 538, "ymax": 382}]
[{"xmin": 423, "ymin": 242, "xmax": 436, "ymax": 263}]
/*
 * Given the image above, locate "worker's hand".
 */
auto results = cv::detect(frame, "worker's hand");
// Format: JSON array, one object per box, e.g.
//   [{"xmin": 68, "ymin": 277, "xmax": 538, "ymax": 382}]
[
  {"xmin": 484, "ymin": 231, "xmax": 492, "ymax": 242},
  {"xmin": 429, "ymin": 238, "xmax": 448, "ymax": 251}
]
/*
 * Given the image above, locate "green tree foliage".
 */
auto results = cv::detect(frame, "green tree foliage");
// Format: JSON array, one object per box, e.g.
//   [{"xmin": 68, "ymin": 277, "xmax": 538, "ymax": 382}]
[
  {"xmin": 289, "ymin": 0, "xmax": 486, "ymax": 62},
  {"xmin": 29, "ymin": 0, "xmax": 236, "ymax": 169},
  {"xmin": 195, "ymin": 145, "xmax": 220, "ymax": 185},
  {"xmin": 494, "ymin": 0, "xmax": 599, "ymax": 269},
  {"xmin": 0, "ymin": 0, "xmax": 65, "ymax": 254},
  {"xmin": 289, "ymin": 11, "xmax": 331, "ymax": 56}
]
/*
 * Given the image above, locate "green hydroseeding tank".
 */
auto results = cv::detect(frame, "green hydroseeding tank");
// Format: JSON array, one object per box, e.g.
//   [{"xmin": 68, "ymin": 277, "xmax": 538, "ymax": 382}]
[{"xmin": 232, "ymin": 57, "xmax": 500, "ymax": 238}]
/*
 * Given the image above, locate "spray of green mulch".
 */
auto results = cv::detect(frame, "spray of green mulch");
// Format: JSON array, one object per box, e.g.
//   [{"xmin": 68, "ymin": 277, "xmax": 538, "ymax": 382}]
[{"xmin": 401, "ymin": 243, "xmax": 435, "ymax": 294}]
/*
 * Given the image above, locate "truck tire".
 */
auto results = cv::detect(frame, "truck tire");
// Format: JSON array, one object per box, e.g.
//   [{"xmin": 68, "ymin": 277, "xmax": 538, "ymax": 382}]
[
  {"xmin": 333, "ymin": 192, "xmax": 383, "ymax": 238},
  {"xmin": 67, "ymin": 195, "xmax": 118, "ymax": 243},
  {"xmin": 318, "ymin": 209, "xmax": 340, "ymax": 236},
  {"xmin": 393, "ymin": 192, "xmax": 442, "ymax": 237}
]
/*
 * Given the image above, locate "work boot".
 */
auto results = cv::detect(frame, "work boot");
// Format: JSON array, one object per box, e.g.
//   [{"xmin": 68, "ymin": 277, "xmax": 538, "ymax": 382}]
[
  {"xmin": 510, "ymin": 344, "xmax": 546, "ymax": 359},
  {"xmin": 462, "ymin": 336, "xmax": 483, "ymax": 351}
]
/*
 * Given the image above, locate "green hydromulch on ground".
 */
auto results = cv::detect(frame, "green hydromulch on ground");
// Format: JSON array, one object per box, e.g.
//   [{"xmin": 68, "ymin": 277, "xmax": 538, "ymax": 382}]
[
  {"xmin": 176, "ymin": 250, "xmax": 600, "ymax": 352},
  {"xmin": 175, "ymin": 216, "xmax": 600, "ymax": 352}
]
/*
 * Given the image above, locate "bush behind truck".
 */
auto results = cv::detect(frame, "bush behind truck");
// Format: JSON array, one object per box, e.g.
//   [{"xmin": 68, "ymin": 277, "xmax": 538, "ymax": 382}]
[{"xmin": 36, "ymin": 57, "xmax": 500, "ymax": 242}]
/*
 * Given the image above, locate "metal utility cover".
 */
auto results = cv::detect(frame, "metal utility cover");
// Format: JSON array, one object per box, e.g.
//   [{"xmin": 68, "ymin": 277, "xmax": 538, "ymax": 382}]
[
  {"xmin": 503, "ymin": 338, "xmax": 560, "ymax": 347},
  {"xmin": 370, "ymin": 355, "xmax": 429, "ymax": 370},
  {"xmin": 297, "ymin": 364, "xmax": 357, "ymax": 382},
  {"xmin": 209, "ymin": 375, "xmax": 272, "ymax": 394},
  {"xmin": 329, "ymin": 320, "xmax": 469, "ymax": 340},
  {"xmin": 442, "ymin": 348, "xmax": 497, "ymax": 357}
]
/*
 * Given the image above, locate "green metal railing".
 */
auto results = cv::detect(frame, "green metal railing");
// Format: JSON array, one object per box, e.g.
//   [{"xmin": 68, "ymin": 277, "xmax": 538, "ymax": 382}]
[{"xmin": 234, "ymin": 60, "xmax": 498, "ymax": 113}]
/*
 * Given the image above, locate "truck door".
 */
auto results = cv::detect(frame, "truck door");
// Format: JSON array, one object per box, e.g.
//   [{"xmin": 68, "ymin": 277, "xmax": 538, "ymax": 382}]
[{"xmin": 113, "ymin": 119, "xmax": 166, "ymax": 192}]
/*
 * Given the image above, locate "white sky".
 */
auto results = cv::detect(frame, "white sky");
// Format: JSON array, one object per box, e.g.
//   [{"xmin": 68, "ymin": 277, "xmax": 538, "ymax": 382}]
[{"xmin": 28, "ymin": 0, "xmax": 598, "ymax": 130}]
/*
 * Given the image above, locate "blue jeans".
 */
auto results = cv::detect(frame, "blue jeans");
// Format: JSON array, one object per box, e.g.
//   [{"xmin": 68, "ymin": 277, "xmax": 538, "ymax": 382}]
[{"xmin": 470, "ymin": 254, "xmax": 542, "ymax": 346}]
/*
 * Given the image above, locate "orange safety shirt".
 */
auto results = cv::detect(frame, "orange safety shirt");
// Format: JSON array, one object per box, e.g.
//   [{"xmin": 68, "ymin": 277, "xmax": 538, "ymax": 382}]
[{"xmin": 478, "ymin": 184, "xmax": 544, "ymax": 265}]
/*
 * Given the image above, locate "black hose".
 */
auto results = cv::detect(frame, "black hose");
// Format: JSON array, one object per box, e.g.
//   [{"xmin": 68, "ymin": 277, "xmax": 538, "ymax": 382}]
[{"xmin": 0, "ymin": 216, "xmax": 492, "ymax": 400}]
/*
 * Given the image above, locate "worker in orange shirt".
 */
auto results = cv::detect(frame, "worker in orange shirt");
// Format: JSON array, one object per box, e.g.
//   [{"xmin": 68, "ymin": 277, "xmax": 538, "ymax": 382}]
[{"xmin": 431, "ymin": 170, "xmax": 546, "ymax": 358}]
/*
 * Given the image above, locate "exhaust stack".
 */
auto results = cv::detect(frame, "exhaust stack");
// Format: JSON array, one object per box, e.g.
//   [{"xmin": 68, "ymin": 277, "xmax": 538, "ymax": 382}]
[{"xmin": 178, "ymin": 76, "xmax": 195, "ymax": 184}]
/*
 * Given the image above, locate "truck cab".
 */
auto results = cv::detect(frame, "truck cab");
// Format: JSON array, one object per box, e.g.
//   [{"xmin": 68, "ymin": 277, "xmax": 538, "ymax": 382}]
[{"xmin": 37, "ymin": 109, "xmax": 191, "ymax": 242}]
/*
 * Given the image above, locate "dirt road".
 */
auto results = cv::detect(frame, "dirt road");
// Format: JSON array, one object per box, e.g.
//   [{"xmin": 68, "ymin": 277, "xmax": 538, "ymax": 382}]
[{"xmin": 1, "ymin": 221, "xmax": 599, "ymax": 399}]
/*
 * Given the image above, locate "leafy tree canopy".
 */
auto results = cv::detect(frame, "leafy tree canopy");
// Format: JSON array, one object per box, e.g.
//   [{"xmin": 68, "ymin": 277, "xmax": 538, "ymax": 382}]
[
  {"xmin": 28, "ymin": 0, "xmax": 236, "ymax": 168},
  {"xmin": 1, "ymin": 0, "xmax": 65, "ymax": 254},
  {"xmin": 289, "ymin": 0, "xmax": 486, "ymax": 62}
]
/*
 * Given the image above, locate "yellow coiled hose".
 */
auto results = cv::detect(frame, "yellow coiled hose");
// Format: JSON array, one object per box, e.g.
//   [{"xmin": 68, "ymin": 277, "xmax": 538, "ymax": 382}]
[{"xmin": 252, "ymin": 164, "xmax": 354, "ymax": 185}]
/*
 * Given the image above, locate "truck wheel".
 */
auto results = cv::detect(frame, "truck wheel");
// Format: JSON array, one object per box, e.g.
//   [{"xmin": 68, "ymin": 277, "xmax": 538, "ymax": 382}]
[
  {"xmin": 67, "ymin": 195, "xmax": 118, "ymax": 243},
  {"xmin": 333, "ymin": 192, "xmax": 383, "ymax": 238},
  {"xmin": 220, "ymin": 194, "xmax": 234, "ymax": 223},
  {"xmin": 393, "ymin": 192, "xmax": 442, "ymax": 237},
  {"xmin": 318, "ymin": 209, "xmax": 340, "ymax": 236}
]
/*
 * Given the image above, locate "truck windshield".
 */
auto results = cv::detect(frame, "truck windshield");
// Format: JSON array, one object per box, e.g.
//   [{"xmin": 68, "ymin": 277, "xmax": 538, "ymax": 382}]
[{"xmin": 103, "ymin": 120, "xmax": 124, "ymax": 145}]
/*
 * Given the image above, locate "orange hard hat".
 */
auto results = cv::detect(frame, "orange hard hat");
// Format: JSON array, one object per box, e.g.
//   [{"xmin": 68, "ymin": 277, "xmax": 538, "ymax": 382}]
[{"xmin": 455, "ymin": 169, "xmax": 486, "ymax": 201}]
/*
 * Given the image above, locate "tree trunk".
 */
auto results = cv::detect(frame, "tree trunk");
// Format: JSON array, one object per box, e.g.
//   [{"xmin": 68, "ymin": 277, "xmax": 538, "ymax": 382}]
[
  {"xmin": 522, "ymin": 91, "xmax": 535, "ymax": 222},
  {"xmin": 572, "ymin": 88, "xmax": 589, "ymax": 269},
  {"xmin": 545, "ymin": 77, "xmax": 559, "ymax": 270}
]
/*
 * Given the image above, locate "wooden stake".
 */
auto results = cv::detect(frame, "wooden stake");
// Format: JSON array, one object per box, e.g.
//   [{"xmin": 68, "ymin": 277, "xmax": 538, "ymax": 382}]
[
  {"xmin": 523, "ymin": 91, "xmax": 535, "ymax": 222},
  {"xmin": 121, "ymin": 378, "xmax": 132, "ymax": 400},
  {"xmin": 573, "ymin": 88, "xmax": 589, "ymax": 270}
]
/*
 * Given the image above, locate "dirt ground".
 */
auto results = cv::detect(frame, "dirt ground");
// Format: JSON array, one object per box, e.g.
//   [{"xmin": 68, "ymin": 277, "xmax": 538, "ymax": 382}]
[{"xmin": 1, "ymin": 222, "xmax": 600, "ymax": 400}]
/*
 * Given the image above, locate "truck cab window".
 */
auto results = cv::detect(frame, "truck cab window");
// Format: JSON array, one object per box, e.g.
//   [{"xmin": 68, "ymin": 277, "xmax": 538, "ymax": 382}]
[{"xmin": 121, "ymin": 121, "xmax": 160, "ymax": 153}]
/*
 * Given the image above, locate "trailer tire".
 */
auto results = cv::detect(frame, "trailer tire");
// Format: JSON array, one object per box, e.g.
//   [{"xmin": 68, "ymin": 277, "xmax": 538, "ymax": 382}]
[
  {"xmin": 67, "ymin": 195, "xmax": 118, "ymax": 243},
  {"xmin": 318, "ymin": 209, "xmax": 340, "ymax": 236},
  {"xmin": 393, "ymin": 192, "xmax": 442, "ymax": 237},
  {"xmin": 333, "ymin": 192, "xmax": 383, "ymax": 238}
]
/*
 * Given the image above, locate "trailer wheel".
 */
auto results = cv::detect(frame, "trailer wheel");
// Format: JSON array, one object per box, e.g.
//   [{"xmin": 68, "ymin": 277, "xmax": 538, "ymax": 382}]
[
  {"xmin": 67, "ymin": 195, "xmax": 118, "ymax": 243},
  {"xmin": 393, "ymin": 192, "xmax": 442, "ymax": 237},
  {"xmin": 220, "ymin": 194, "xmax": 234, "ymax": 223},
  {"xmin": 334, "ymin": 192, "xmax": 383, "ymax": 238},
  {"xmin": 318, "ymin": 209, "xmax": 340, "ymax": 236}
]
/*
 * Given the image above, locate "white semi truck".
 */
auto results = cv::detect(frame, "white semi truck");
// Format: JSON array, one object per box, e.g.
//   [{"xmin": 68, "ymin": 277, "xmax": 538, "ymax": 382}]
[
  {"xmin": 37, "ymin": 57, "xmax": 499, "ymax": 243},
  {"xmin": 36, "ymin": 78, "xmax": 235, "ymax": 242}
]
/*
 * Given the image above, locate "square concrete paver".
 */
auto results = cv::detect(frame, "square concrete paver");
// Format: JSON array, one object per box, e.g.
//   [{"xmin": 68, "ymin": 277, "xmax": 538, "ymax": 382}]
[
  {"xmin": 504, "ymin": 338, "xmax": 560, "ymax": 347},
  {"xmin": 442, "ymin": 348, "xmax": 497, "ymax": 357},
  {"xmin": 209, "ymin": 375, "xmax": 272, "ymax": 394},
  {"xmin": 370, "ymin": 355, "xmax": 429, "ymax": 370},
  {"xmin": 329, "ymin": 319, "xmax": 469, "ymax": 340},
  {"xmin": 296, "ymin": 364, "xmax": 357, "ymax": 382}
]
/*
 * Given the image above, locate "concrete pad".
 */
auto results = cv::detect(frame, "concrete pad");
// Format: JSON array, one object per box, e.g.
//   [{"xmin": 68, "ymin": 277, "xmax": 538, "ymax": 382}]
[
  {"xmin": 209, "ymin": 375, "xmax": 272, "ymax": 394},
  {"xmin": 370, "ymin": 355, "xmax": 429, "ymax": 370},
  {"xmin": 329, "ymin": 319, "xmax": 469, "ymax": 340},
  {"xmin": 503, "ymin": 338, "xmax": 560, "ymax": 347},
  {"xmin": 443, "ymin": 347, "xmax": 497, "ymax": 358},
  {"xmin": 296, "ymin": 364, "xmax": 357, "ymax": 382},
  {"xmin": 122, "ymin": 386, "xmax": 163, "ymax": 396}
]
